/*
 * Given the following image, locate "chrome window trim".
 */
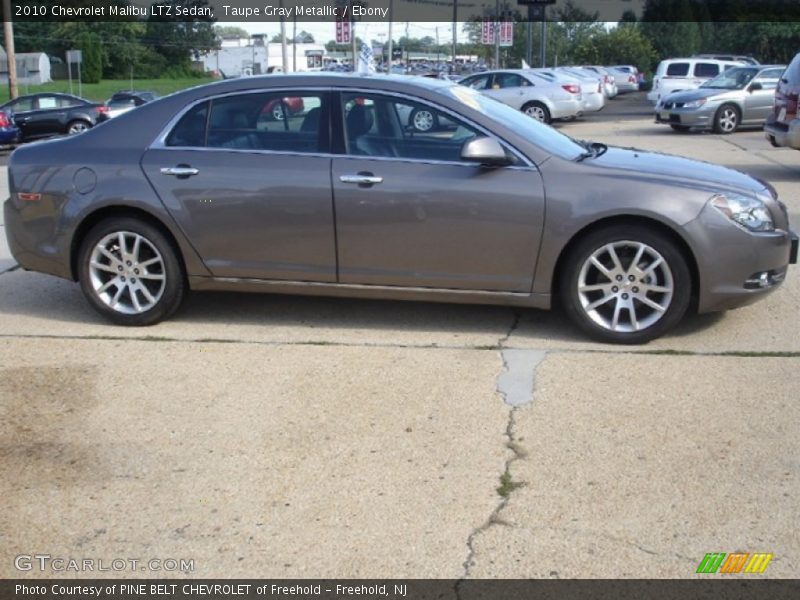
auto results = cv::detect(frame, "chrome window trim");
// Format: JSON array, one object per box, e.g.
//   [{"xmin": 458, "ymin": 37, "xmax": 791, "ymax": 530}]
[{"xmin": 148, "ymin": 84, "xmax": 537, "ymax": 170}]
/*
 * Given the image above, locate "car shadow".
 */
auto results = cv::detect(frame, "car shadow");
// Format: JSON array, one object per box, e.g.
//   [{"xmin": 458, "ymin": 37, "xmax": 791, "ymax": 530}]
[{"xmin": 0, "ymin": 272, "xmax": 729, "ymax": 347}]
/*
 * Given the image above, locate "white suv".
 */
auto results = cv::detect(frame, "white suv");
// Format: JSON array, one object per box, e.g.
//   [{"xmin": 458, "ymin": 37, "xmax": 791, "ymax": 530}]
[{"xmin": 648, "ymin": 58, "xmax": 745, "ymax": 104}]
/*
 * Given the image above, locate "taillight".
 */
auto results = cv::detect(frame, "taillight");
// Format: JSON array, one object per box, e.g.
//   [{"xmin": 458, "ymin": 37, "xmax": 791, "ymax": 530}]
[
  {"xmin": 0, "ymin": 112, "xmax": 9, "ymax": 127},
  {"xmin": 562, "ymin": 84, "xmax": 580, "ymax": 94},
  {"xmin": 629, "ymin": 75, "xmax": 636, "ymax": 83},
  {"xmin": 95, "ymin": 106, "xmax": 109, "ymax": 114}
]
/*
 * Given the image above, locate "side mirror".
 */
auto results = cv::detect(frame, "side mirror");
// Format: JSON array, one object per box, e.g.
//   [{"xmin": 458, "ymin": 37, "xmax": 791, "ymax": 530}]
[
  {"xmin": 749, "ymin": 81, "xmax": 763, "ymax": 92},
  {"xmin": 460, "ymin": 136, "xmax": 512, "ymax": 167}
]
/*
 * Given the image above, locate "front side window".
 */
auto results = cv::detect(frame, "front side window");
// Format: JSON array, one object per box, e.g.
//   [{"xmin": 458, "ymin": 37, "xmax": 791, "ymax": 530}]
[
  {"xmin": 666, "ymin": 62, "xmax": 690, "ymax": 77},
  {"xmin": 341, "ymin": 92, "xmax": 480, "ymax": 163},
  {"xmin": 462, "ymin": 75, "xmax": 490, "ymax": 90}
]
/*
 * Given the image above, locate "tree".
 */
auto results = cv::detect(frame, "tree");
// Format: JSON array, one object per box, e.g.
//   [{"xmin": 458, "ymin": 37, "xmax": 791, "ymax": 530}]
[
  {"xmin": 294, "ymin": 30, "xmax": 315, "ymax": 44},
  {"xmin": 574, "ymin": 26, "xmax": 657, "ymax": 73},
  {"xmin": 77, "ymin": 31, "xmax": 102, "ymax": 84},
  {"xmin": 215, "ymin": 25, "xmax": 249, "ymax": 40}
]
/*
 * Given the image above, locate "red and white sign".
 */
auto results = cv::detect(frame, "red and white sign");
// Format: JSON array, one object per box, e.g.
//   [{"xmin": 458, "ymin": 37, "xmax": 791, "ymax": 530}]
[
  {"xmin": 336, "ymin": 20, "xmax": 351, "ymax": 44},
  {"xmin": 499, "ymin": 20, "xmax": 513, "ymax": 47},
  {"xmin": 481, "ymin": 19, "xmax": 494, "ymax": 45}
]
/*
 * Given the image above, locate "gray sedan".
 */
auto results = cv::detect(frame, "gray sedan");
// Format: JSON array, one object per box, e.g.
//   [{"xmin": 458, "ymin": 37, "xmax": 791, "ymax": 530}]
[
  {"xmin": 4, "ymin": 74, "xmax": 797, "ymax": 343},
  {"xmin": 656, "ymin": 65, "xmax": 785, "ymax": 133}
]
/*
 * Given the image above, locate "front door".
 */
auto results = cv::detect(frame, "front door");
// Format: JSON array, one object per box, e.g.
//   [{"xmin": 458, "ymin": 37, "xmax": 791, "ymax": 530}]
[
  {"xmin": 141, "ymin": 90, "xmax": 337, "ymax": 282},
  {"xmin": 331, "ymin": 92, "xmax": 545, "ymax": 293}
]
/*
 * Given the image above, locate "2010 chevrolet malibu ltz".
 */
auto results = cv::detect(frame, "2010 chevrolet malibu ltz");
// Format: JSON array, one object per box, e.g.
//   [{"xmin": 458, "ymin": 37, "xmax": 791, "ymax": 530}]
[{"xmin": 4, "ymin": 74, "xmax": 798, "ymax": 343}]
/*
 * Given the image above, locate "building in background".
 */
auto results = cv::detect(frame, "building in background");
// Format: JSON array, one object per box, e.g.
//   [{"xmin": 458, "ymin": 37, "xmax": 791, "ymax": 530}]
[
  {"xmin": 199, "ymin": 36, "xmax": 326, "ymax": 77},
  {"xmin": 0, "ymin": 48, "xmax": 52, "ymax": 85}
]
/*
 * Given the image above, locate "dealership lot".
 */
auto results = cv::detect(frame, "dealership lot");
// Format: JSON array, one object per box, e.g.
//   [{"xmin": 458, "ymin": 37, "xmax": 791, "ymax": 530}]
[{"xmin": 0, "ymin": 95, "xmax": 798, "ymax": 579}]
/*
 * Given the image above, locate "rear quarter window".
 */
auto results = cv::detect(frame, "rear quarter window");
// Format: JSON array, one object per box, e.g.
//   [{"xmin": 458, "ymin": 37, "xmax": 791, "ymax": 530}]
[
  {"xmin": 694, "ymin": 63, "xmax": 720, "ymax": 78},
  {"xmin": 665, "ymin": 63, "xmax": 690, "ymax": 77}
]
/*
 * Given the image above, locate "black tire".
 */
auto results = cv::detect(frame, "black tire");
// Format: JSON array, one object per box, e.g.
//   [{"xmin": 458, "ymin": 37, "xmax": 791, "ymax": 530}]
[
  {"xmin": 77, "ymin": 217, "xmax": 186, "ymax": 326},
  {"xmin": 559, "ymin": 224, "xmax": 692, "ymax": 344},
  {"xmin": 713, "ymin": 104, "xmax": 740, "ymax": 134},
  {"xmin": 670, "ymin": 124, "xmax": 690, "ymax": 132},
  {"xmin": 66, "ymin": 120, "xmax": 91, "ymax": 135},
  {"xmin": 408, "ymin": 107, "xmax": 439, "ymax": 132},
  {"xmin": 522, "ymin": 101, "xmax": 551, "ymax": 124}
]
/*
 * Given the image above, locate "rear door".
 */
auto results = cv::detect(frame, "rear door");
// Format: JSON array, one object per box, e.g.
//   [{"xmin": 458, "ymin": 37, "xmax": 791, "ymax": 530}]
[{"xmin": 141, "ymin": 89, "xmax": 337, "ymax": 282}]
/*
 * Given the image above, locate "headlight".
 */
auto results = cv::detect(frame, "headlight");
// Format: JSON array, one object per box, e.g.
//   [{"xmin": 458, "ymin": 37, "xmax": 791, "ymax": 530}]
[
  {"xmin": 682, "ymin": 98, "xmax": 707, "ymax": 109},
  {"xmin": 710, "ymin": 193, "xmax": 774, "ymax": 232}
]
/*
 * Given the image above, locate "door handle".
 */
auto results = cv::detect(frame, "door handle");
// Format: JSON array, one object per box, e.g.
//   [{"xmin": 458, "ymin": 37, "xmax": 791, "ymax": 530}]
[
  {"xmin": 340, "ymin": 173, "xmax": 383, "ymax": 185},
  {"xmin": 160, "ymin": 166, "xmax": 199, "ymax": 178}
]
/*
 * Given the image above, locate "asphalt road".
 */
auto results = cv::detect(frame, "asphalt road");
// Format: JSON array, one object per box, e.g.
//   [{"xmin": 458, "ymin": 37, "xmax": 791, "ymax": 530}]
[{"xmin": 1, "ymin": 93, "xmax": 798, "ymax": 580}]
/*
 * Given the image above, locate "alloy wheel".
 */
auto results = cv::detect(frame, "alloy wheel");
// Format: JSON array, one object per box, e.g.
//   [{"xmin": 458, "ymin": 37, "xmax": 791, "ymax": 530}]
[
  {"xmin": 68, "ymin": 122, "xmax": 89, "ymax": 134},
  {"xmin": 412, "ymin": 110, "xmax": 435, "ymax": 132},
  {"xmin": 88, "ymin": 231, "xmax": 166, "ymax": 315},
  {"xmin": 525, "ymin": 105, "xmax": 546, "ymax": 122},
  {"xmin": 577, "ymin": 241, "xmax": 674, "ymax": 333},
  {"xmin": 718, "ymin": 107, "xmax": 738, "ymax": 133}
]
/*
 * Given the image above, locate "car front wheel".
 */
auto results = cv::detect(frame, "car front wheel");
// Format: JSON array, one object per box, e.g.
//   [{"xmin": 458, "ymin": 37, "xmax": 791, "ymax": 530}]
[
  {"xmin": 713, "ymin": 104, "xmax": 740, "ymax": 134},
  {"xmin": 560, "ymin": 225, "xmax": 691, "ymax": 344},
  {"xmin": 78, "ymin": 217, "xmax": 185, "ymax": 326}
]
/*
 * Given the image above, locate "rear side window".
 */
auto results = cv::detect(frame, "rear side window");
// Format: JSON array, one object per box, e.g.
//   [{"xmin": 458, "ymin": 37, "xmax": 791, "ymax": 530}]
[
  {"xmin": 694, "ymin": 63, "xmax": 720, "ymax": 78},
  {"xmin": 665, "ymin": 62, "xmax": 690, "ymax": 77},
  {"xmin": 166, "ymin": 101, "xmax": 209, "ymax": 147}
]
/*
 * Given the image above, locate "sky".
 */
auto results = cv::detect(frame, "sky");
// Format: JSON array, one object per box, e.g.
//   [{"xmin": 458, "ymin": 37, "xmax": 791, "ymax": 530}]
[{"xmin": 231, "ymin": 21, "xmax": 469, "ymax": 45}]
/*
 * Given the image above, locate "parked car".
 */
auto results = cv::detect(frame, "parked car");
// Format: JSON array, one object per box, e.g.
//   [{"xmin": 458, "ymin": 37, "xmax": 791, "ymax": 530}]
[
  {"xmin": 529, "ymin": 68, "xmax": 605, "ymax": 114},
  {"xmin": 460, "ymin": 69, "xmax": 583, "ymax": 123},
  {"xmin": 647, "ymin": 58, "xmax": 745, "ymax": 104},
  {"xmin": 259, "ymin": 96, "xmax": 305, "ymax": 121},
  {"xmin": 104, "ymin": 90, "xmax": 158, "ymax": 119},
  {"xmin": 4, "ymin": 74, "xmax": 797, "ymax": 343},
  {"xmin": 765, "ymin": 53, "xmax": 800, "ymax": 149},
  {"xmin": 556, "ymin": 66, "xmax": 609, "ymax": 105},
  {"xmin": 608, "ymin": 66, "xmax": 640, "ymax": 93},
  {"xmin": 0, "ymin": 109, "xmax": 20, "ymax": 145},
  {"xmin": 0, "ymin": 93, "xmax": 108, "ymax": 141},
  {"xmin": 580, "ymin": 66, "xmax": 619, "ymax": 98},
  {"xmin": 656, "ymin": 65, "xmax": 785, "ymax": 133}
]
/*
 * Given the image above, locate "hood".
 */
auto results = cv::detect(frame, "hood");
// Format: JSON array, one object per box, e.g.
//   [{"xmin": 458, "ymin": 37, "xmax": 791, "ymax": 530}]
[
  {"xmin": 662, "ymin": 87, "xmax": 738, "ymax": 104},
  {"xmin": 589, "ymin": 146, "xmax": 767, "ymax": 196}
]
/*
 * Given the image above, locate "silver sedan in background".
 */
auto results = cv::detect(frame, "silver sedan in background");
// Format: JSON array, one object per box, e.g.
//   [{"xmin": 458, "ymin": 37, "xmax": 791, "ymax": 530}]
[
  {"xmin": 459, "ymin": 69, "xmax": 583, "ymax": 123},
  {"xmin": 656, "ymin": 65, "xmax": 785, "ymax": 133}
]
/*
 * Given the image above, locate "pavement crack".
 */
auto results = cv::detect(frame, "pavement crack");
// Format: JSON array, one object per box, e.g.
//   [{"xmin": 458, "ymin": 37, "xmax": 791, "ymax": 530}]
[
  {"xmin": 498, "ymin": 309, "xmax": 521, "ymax": 347},
  {"xmin": 456, "ymin": 349, "xmax": 547, "ymax": 589}
]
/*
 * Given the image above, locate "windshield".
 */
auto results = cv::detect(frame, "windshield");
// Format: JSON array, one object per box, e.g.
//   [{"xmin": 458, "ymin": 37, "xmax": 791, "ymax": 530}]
[
  {"xmin": 701, "ymin": 67, "xmax": 759, "ymax": 89},
  {"xmin": 438, "ymin": 84, "xmax": 585, "ymax": 160}
]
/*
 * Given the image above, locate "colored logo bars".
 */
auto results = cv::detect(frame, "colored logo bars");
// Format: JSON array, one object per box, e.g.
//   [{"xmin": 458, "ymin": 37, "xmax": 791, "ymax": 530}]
[{"xmin": 696, "ymin": 552, "xmax": 773, "ymax": 574}]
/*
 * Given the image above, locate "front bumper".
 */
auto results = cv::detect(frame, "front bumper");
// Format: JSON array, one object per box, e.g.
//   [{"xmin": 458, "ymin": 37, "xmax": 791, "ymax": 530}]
[
  {"xmin": 655, "ymin": 105, "xmax": 716, "ymax": 129},
  {"xmin": 685, "ymin": 203, "xmax": 797, "ymax": 313}
]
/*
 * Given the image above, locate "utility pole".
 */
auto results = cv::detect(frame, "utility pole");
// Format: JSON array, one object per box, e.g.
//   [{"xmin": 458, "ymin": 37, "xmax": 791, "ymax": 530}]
[
  {"xmin": 405, "ymin": 22, "xmax": 409, "ymax": 73},
  {"xmin": 387, "ymin": 0, "xmax": 393, "ymax": 73},
  {"xmin": 292, "ymin": 14, "xmax": 297, "ymax": 72},
  {"xmin": 540, "ymin": 6, "xmax": 547, "ymax": 68},
  {"xmin": 351, "ymin": 16, "xmax": 358, "ymax": 72},
  {"xmin": 451, "ymin": 0, "xmax": 457, "ymax": 74},
  {"xmin": 494, "ymin": 0, "xmax": 500, "ymax": 69},
  {"xmin": 3, "ymin": 0, "xmax": 18, "ymax": 99}
]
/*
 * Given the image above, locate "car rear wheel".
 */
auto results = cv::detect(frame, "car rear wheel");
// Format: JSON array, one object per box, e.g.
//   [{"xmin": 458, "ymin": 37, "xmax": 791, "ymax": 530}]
[
  {"xmin": 522, "ymin": 101, "xmax": 551, "ymax": 124},
  {"xmin": 559, "ymin": 224, "xmax": 691, "ymax": 344},
  {"xmin": 78, "ymin": 217, "xmax": 185, "ymax": 326},
  {"xmin": 713, "ymin": 104, "xmax": 740, "ymax": 134},
  {"xmin": 66, "ymin": 120, "xmax": 91, "ymax": 135}
]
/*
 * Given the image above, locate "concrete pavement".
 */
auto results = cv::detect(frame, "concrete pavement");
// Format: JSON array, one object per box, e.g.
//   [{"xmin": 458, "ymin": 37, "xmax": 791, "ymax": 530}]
[{"xmin": 0, "ymin": 108, "xmax": 797, "ymax": 580}]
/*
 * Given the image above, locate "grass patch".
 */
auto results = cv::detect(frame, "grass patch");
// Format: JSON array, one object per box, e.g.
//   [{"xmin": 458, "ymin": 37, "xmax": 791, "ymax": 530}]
[
  {"xmin": 497, "ymin": 469, "xmax": 524, "ymax": 498},
  {"xmin": 0, "ymin": 78, "xmax": 217, "ymax": 103}
]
